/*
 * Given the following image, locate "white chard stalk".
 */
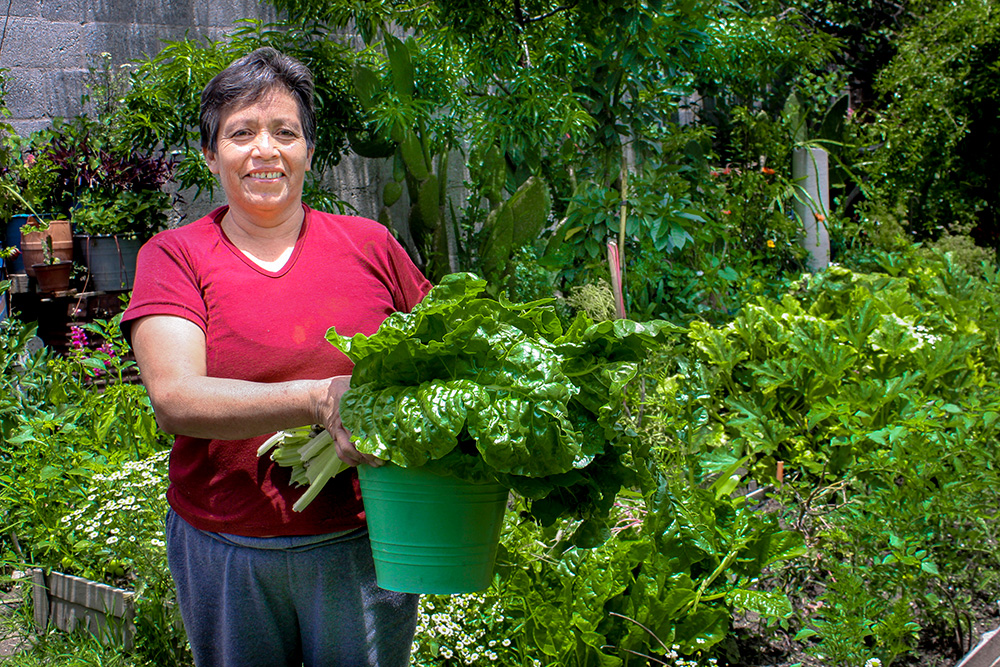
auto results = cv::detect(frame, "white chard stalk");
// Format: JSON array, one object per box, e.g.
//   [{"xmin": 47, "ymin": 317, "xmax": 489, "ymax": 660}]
[{"xmin": 258, "ymin": 425, "xmax": 349, "ymax": 511}]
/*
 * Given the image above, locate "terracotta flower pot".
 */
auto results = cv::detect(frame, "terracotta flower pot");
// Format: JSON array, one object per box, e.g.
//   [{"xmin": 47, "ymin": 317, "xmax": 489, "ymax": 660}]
[
  {"xmin": 32, "ymin": 262, "xmax": 72, "ymax": 293},
  {"xmin": 21, "ymin": 219, "xmax": 73, "ymax": 277}
]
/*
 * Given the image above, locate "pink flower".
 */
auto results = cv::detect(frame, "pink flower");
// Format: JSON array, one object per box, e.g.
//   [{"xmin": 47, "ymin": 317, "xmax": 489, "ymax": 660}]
[{"xmin": 69, "ymin": 326, "xmax": 88, "ymax": 350}]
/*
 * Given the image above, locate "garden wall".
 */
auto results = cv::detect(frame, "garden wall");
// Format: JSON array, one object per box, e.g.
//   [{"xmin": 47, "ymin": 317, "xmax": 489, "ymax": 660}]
[{"xmin": 0, "ymin": 0, "xmax": 275, "ymax": 136}]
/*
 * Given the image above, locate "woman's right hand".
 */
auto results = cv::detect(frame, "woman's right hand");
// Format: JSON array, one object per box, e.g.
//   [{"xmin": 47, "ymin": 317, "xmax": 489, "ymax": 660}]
[{"xmin": 314, "ymin": 375, "xmax": 384, "ymax": 468}]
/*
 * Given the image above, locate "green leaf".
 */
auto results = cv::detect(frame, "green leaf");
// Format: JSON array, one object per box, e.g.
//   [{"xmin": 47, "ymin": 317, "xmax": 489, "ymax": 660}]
[
  {"xmin": 382, "ymin": 180, "xmax": 403, "ymax": 207},
  {"xmin": 342, "ymin": 379, "xmax": 490, "ymax": 467},
  {"xmin": 351, "ymin": 64, "xmax": 380, "ymax": 111},
  {"xmin": 383, "ymin": 34, "xmax": 414, "ymax": 98},
  {"xmin": 764, "ymin": 530, "xmax": 807, "ymax": 566},
  {"xmin": 726, "ymin": 589, "xmax": 793, "ymax": 619},
  {"xmin": 398, "ymin": 128, "xmax": 429, "ymax": 180}
]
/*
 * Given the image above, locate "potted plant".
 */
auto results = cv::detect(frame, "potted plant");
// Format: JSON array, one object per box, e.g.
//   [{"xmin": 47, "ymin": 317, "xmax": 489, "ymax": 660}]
[
  {"xmin": 1, "ymin": 148, "xmax": 60, "ymax": 275},
  {"xmin": 30, "ymin": 115, "xmax": 176, "ymax": 292},
  {"xmin": 30, "ymin": 235, "xmax": 72, "ymax": 294},
  {"xmin": 261, "ymin": 273, "xmax": 676, "ymax": 593},
  {"xmin": 71, "ymin": 189, "xmax": 170, "ymax": 292}
]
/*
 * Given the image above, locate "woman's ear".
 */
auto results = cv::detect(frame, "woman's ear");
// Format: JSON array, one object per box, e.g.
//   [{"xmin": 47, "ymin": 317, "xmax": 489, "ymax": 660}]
[{"xmin": 203, "ymin": 146, "xmax": 220, "ymax": 174}]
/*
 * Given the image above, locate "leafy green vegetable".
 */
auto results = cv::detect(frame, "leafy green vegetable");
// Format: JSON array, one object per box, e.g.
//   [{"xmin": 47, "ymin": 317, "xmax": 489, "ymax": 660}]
[{"xmin": 327, "ymin": 272, "xmax": 679, "ymax": 528}]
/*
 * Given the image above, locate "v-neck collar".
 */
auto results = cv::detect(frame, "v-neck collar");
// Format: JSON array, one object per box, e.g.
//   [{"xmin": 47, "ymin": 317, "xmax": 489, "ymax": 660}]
[{"xmin": 213, "ymin": 205, "xmax": 310, "ymax": 278}]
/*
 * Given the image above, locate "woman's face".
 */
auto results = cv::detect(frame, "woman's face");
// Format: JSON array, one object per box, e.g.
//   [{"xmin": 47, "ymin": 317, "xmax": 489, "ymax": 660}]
[{"xmin": 203, "ymin": 87, "xmax": 314, "ymax": 223}]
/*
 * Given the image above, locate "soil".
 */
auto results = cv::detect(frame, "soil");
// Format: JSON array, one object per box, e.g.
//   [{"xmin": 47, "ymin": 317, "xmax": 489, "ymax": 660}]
[{"xmin": 0, "ymin": 581, "xmax": 31, "ymax": 660}]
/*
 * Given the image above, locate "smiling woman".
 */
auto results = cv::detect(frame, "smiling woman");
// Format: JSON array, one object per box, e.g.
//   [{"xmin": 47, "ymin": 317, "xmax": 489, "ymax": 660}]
[{"xmin": 119, "ymin": 47, "xmax": 432, "ymax": 667}]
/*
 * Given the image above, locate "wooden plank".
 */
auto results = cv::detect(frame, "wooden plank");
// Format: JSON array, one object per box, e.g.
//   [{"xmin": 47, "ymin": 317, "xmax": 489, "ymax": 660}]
[
  {"xmin": 32, "ymin": 571, "xmax": 136, "ymax": 650},
  {"xmin": 47, "ymin": 572, "xmax": 133, "ymax": 617},
  {"xmin": 957, "ymin": 628, "xmax": 1000, "ymax": 667},
  {"xmin": 30, "ymin": 569, "xmax": 48, "ymax": 632}
]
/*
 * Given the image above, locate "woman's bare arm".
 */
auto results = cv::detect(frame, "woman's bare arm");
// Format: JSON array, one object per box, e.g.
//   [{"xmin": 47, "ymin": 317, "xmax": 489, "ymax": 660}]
[{"xmin": 130, "ymin": 314, "xmax": 378, "ymax": 466}]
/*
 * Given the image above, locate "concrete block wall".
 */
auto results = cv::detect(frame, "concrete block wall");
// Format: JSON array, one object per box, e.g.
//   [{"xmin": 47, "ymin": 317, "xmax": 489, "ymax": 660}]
[{"xmin": 0, "ymin": 0, "xmax": 275, "ymax": 136}]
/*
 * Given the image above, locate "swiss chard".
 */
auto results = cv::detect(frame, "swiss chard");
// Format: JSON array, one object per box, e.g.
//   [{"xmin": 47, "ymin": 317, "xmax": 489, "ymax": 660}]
[{"xmin": 327, "ymin": 272, "xmax": 678, "ymax": 532}]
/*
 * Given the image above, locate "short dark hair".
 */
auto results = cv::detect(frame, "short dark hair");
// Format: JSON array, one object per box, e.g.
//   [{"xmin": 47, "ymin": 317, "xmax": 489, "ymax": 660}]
[{"xmin": 200, "ymin": 47, "xmax": 316, "ymax": 153}]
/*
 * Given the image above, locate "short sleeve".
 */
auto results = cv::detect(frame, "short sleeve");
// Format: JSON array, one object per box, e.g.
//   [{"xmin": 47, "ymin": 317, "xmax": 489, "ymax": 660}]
[
  {"xmin": 120, "ymin": 233, "xmax": 209, "ymax": 345},
  {"xmin": 384, "ymin": 229, "xmax": 433, "ymax": 312}
]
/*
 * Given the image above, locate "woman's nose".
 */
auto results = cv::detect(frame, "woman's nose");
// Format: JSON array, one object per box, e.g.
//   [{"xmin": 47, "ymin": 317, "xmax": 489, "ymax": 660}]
[{"xmin": 252, "ymin": 132, "xmax": 277, "ymax": 157}]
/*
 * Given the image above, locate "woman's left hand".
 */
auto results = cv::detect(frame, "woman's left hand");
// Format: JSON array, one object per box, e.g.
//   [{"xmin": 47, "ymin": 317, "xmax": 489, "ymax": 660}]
[{"xmin": 315, "ymin": 376, "xmax": 384, "ymax": 468}]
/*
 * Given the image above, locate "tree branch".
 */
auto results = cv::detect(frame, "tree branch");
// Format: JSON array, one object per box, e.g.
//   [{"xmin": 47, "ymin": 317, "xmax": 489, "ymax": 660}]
[{"xmin": 526, "ymin": 5, "xmax": 574, "ymax": 23}]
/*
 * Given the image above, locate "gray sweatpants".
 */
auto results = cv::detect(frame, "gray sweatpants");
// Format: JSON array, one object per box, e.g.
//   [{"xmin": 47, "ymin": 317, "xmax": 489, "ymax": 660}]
[{"xmin": 166, "ymin": 510, "xmax": 419, "ymax": 667}]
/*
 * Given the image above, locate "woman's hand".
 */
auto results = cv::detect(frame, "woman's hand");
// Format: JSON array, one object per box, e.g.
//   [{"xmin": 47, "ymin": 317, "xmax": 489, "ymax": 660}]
[{"xmin": 315, "ymin": 376, "xmax": 384, "ymax": 468}]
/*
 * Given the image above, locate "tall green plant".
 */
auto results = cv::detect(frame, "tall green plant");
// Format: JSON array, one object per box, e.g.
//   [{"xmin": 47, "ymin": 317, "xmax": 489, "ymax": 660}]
[{"xmin": 857, "ymin": 0, "xmax": 1000, "ymax": 248}]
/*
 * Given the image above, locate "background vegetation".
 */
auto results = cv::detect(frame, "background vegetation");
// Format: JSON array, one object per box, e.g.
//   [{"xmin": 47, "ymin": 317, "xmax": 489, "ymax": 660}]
[{"xmin": 3, "ymin": 0, "xmax": 1000, "ymax": 665}]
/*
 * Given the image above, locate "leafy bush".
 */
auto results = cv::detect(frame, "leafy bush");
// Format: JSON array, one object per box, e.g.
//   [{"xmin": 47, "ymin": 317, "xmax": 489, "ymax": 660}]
[
  {"xmin": 857, "ymin": 0, "xmax": 1000, "ymax": 249},
  {"xmin": 628, "ymin": 250, "xmax": 1000, "ymax": 663}
]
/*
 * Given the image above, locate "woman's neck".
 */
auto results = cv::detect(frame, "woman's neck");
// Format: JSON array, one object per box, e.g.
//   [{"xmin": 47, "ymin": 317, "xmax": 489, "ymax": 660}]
[{"xmin": 220, "ymin": 204, "xmax": 305, "ymax": 270}]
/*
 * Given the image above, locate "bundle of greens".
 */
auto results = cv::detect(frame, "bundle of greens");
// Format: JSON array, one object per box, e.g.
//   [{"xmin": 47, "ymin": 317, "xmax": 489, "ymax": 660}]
[{"xmin": 262, "ymin": 273, "xmax": 676, "ymax": 537}]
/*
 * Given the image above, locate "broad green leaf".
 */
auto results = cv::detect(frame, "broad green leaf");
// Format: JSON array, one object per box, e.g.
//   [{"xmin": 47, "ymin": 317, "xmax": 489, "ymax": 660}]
[
  {"xmin": 383, "ymin": 33, "xmax": 414, "ymax": 98},
  {"xmin": 726, "ymin": 589, "xmax": 793, "ymax": 619},
  {"xmin": 342, "ymin": 379, "xmax": 488, "ymax": 466},
  {"xmin": 764, "ymin": 530, "xmax": 807, "ymax": 565}
]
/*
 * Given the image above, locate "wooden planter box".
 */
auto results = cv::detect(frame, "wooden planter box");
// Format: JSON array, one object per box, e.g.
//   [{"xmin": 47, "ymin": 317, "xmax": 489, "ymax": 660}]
[
  {"xmin": 31, "ymin": 569, "xmax": 135, "ymax": 649},
  {"xmin": 957, "ymin": 627, "xmax": 1000, "ymax": 667}
]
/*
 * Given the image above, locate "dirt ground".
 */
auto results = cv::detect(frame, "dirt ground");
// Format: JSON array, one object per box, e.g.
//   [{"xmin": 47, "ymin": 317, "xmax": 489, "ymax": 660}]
[{"xmin": 0, "ymin": 583, "xmax": 30, "ymax": 660}]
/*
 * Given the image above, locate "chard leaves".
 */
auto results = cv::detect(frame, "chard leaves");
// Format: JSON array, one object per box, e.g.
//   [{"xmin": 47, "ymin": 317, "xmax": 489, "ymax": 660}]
[{"xmin": 327, "ymin": 272, "xmax": 677, "ymax": 524}]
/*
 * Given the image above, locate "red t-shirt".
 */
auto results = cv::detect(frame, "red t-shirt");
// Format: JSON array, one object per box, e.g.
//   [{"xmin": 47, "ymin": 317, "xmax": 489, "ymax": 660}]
[{"xmin": 122, "ymin": 205, "xmax": 432, "ymax": 536}]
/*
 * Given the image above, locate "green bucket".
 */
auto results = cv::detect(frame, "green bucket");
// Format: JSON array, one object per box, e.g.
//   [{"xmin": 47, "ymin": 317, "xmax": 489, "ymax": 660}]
[{"xmin": 358, "ymin": 464, "xmax": 508, "ymax": 595}]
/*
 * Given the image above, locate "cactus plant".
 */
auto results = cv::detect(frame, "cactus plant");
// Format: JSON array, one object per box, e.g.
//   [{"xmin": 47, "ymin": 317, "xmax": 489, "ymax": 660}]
[{"xmin": 478, "ymin": 175, "xmax": 551, "ymax": 284}]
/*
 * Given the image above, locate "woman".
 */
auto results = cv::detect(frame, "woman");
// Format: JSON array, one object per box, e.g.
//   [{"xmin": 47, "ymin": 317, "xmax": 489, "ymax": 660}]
[{"xmin": 122, "ymin": 47, "xmax": 431, "ymax": 667}]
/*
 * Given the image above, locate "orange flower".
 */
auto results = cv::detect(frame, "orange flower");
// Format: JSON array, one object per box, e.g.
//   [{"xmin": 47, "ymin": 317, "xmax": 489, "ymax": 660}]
[
  {"xmin": 815, "ymin": 213, "xmax": 826, "ymax": 222},
  {"xmin": 761, "ymin": 167, "xmax": 775, "ymax": 175},
  {"xmin": 722, "ymin": 209, "xmax": 731, "ymax": 215}
]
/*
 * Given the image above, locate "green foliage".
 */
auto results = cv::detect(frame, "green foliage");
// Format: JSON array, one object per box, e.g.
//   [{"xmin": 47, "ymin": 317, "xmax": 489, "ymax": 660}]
[
  {"xmin": 1, "ymin": 313, "xmax": 168, "ymax": 580},
  {"xmin": 688, "ymin": 1, "xmax": 840, "ymax": 160},
  {"xmin": 625, "ymin": 251, "xmax": 1000, "ymax": 662},
  {"xmin": 662, "ymin": 254, "xmax": 994, "ymax": 479},
  {"xmin": 443, "ymin": 475, "xmax": 802, "ymax": 666},
  {"xmin": 0, "ymin": 311, "xmax": 182, "ymax": 664},
  {"xmin": 858, "ymin": 0, "xmax": 1000, "ymax": 246},
  {"xmin": 3, "ymin": 114, "xmax": 175, "ymax": 239},
  {"xmin": 115, "ymin": 20, "xmax": 359, "ymax": 203}
]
